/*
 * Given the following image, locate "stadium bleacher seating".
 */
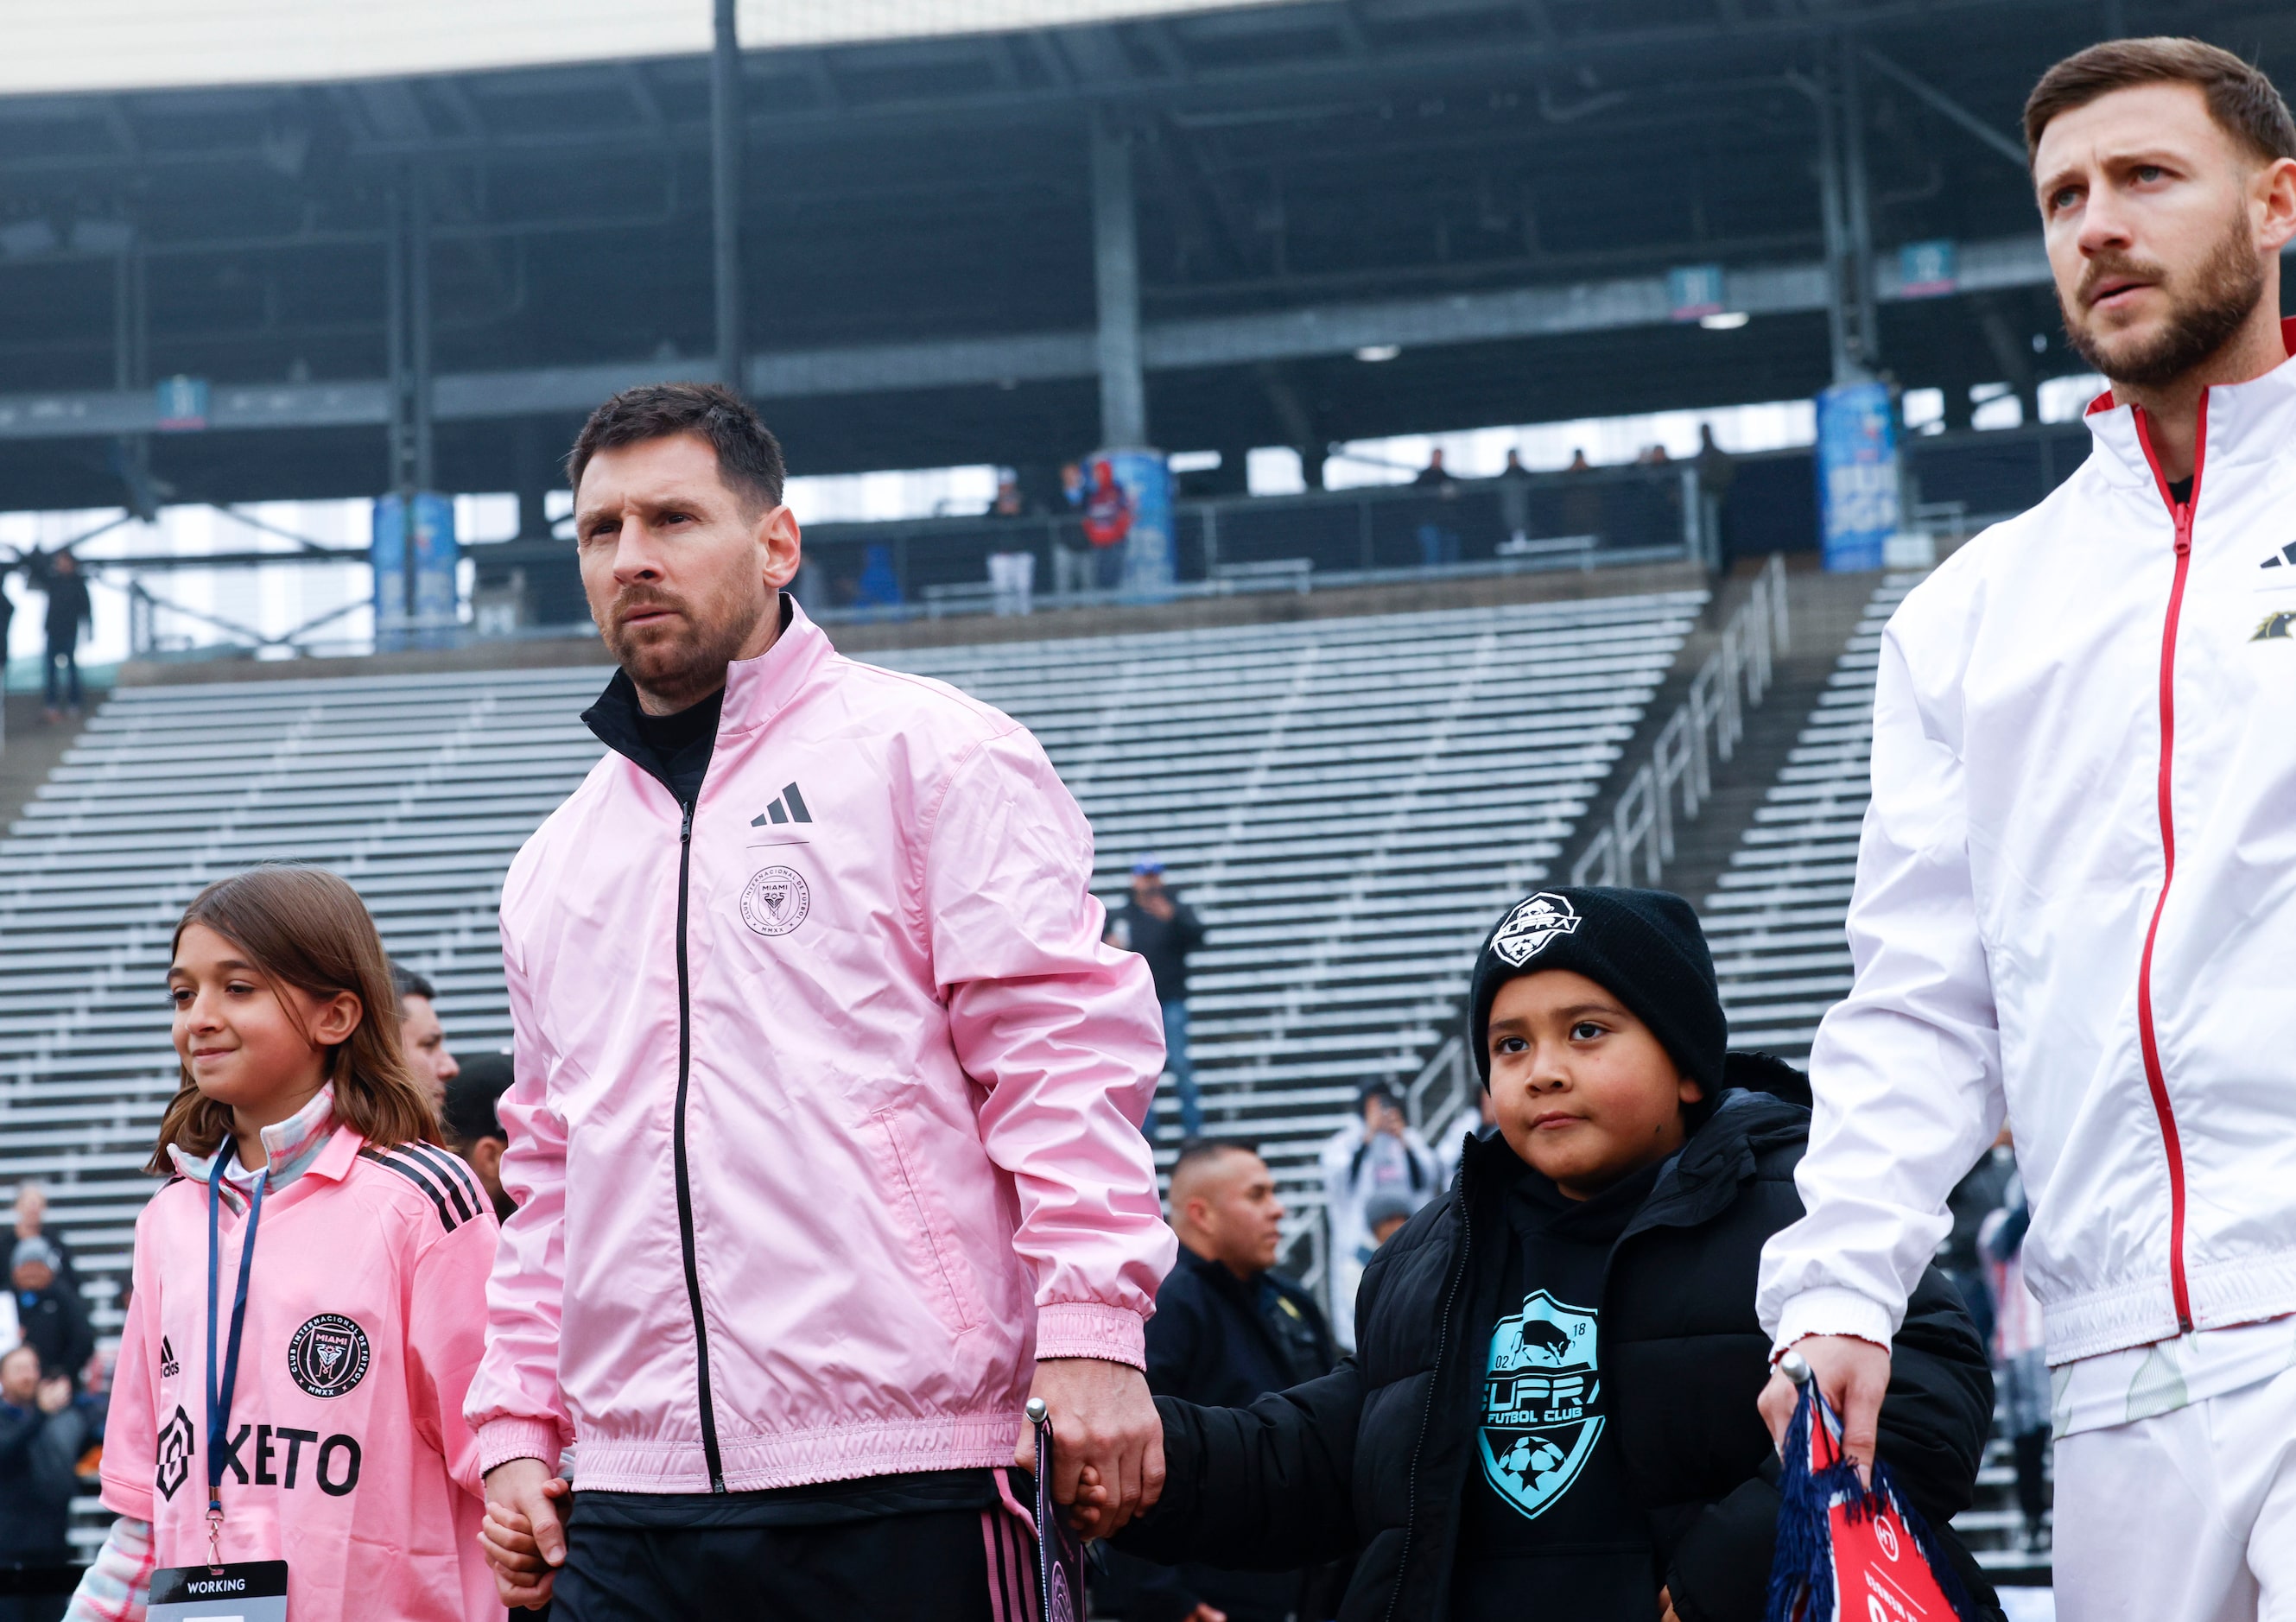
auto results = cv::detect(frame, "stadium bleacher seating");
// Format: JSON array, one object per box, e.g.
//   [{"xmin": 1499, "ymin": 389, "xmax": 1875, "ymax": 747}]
[
  {"xmin": 0, "ymin": 587, "xmax": 1704, "ymax": 1315},
  {"xmin": 1699, "ymin": 573, "xmax": 1925, "ymax": 1061}
]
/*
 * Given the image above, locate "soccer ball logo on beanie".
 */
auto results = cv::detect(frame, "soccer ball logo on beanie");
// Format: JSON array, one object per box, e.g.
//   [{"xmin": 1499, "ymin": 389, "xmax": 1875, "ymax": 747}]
[
  {"xmin": 289, "ymin": 1314, "xmax": 371, "ymax": 1399},
  {"xmin": 1491, "ymin": 893, "xmax": 1581, "ymax": 966},
  {"xmin": 740, "ymin": 865, "xmax": 812, "ymax": 937}
]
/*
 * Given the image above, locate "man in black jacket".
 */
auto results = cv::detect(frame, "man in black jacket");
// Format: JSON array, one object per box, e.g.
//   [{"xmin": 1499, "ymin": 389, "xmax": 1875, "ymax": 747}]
[
  {"xmin": 0, "ymin": 1343, "xmax": 86, "ymax": 1621},
  {"xmin": 1105, "ymin": 1141, "xmax": 1335, "ymax": 1622},
  {"xmin": 1107, "ymin": 860, "xmax": 1208, "ymax": 1139},
  {"xmin": 1099, "ymin": 888, "xmax": 2000, "ymax": 1622},
  {"xmin": 37, "ymin": 551, "xmax": 91, "ymax": 724},
  {"xmin": 10, "ymin": 1241, "xmax": 92, "ymax": 1388}
]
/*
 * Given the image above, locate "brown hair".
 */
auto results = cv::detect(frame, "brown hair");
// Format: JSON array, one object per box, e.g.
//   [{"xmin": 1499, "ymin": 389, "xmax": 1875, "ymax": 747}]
[
  {"xmin": 2025, "ymin": 37, "xmax": 2296, "ymax": 165},
  {"xmin": 149, "ymin": 865, "xmax": 438, "ymax": 1174},
  {"xmin": 567, "ymin": 381, "xmax": 786, "ymax": 514}
]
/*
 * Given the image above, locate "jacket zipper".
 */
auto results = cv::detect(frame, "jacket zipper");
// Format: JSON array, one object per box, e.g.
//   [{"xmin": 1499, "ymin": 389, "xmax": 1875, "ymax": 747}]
[
  {"xmin": 1385, "ymin": 1159, "xmax": 1473, "ymax": 1622},
  {"xmin": 2129, "ymin": 399, "xmax": 2204, "ymax": 1335},
  {"xmin": 671, "ymin": 796, "xmax": 728, "ymax": 1490}
]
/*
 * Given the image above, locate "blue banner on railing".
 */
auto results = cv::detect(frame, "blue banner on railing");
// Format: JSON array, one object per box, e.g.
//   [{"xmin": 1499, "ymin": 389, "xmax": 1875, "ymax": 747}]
[
  {"xmin": 1814, "ymin": 382, "xmax": 1900, "ymax": 573},
  {"xmin": 372, "ymin": 491, "xmax": 460, "ymax": 649}
]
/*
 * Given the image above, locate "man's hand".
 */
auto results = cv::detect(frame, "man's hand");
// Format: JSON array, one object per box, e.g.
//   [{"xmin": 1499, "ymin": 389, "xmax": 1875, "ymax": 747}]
[
  {"xmin": 35, "ymin": 1377, "xmax": 72, "ymax": 1416},
  {"xmin": 1758, "ymin": 1335, "xmax": 1892, "ymax": 1487},
  {"xmin": 1659, "ymin": 1585, "xmax": 1680, "ymax": 1622},
  {"xmin": 480, "ymin": 1457, "xmax": 571, "ymax": 1610},
  {"xmin": 1012, "ymin": 1357, "xmax": 1164, "ymax": 1537},
  {"xmin": 1183, "ymin": 1606, "xmax": 1228, "ymax": 1622}
]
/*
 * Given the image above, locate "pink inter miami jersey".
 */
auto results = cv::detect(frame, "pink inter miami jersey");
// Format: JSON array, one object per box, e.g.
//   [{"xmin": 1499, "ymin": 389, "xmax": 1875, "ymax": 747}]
[{"xmin": 102, "ymin": 1128, "xmax": 498, "ymax": 1621}]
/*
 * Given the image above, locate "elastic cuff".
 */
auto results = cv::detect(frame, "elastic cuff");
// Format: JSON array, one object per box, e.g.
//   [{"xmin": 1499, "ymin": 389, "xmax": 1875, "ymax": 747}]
[
  {"xmin": 1771, "ymin": 1287, "xmax": 1897, "ymax": 1359},
  {"xmin": 1035, "ymin": 1301, "xmax": 1148, "ymax": 1369},
  {"xmin": 477, "ymin": 1416, "xmax": 567, "ymax": 1478}
]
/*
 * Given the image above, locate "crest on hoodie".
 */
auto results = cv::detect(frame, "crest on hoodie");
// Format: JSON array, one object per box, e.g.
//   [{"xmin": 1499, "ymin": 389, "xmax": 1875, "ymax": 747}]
[
  {"xmin": 740, "ymin": 865, "xmax": 813, "ymax": 937},
  {"xmin": 289, "ymin": 1314, "xmax": 371, "ymax": 1399},
  {"xmin": 155, "ymin": 1404, "xmax": 194, "ymax": 1501},
  {"xmin": 1491, "ymin": 893, "xmax": 1580, "ymax": 966},
  {"xmin": 1478, "ymin": 1289, "xmax": 1603, "ymax": 1520}
]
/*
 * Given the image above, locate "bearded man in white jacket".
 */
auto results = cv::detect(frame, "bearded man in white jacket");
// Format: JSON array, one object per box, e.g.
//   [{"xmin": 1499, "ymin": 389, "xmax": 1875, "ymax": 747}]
[{"xmin": 1754, "ymin": 38, "xmax": 2296, "ymax": 1619}]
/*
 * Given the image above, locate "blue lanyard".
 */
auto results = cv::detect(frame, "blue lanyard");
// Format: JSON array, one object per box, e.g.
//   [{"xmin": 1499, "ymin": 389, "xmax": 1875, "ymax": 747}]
[{"xmin": 206, "ymin": 1158, "xmax": 266, "ymax": 1519}]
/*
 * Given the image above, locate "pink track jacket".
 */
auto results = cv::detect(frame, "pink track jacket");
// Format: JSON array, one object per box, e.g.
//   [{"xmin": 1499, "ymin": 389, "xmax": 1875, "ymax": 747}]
[
  {"xmin": 99, "ymin": 1125, "xmax": 499, "ymax": 1621},
  {"xmin": 466, "ymin": 598, "xmax": 1173, "ymax": 1493}
]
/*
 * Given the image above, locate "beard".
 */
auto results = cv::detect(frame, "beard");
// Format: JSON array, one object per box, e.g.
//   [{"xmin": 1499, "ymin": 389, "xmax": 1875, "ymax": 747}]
[
  {"xmin": 601, "ymin": 576, "xmax": 771, "ymax": 711},
  {"xmin": 2060, "ymin": 207, "xmax": 2267, "ymax": 390}
]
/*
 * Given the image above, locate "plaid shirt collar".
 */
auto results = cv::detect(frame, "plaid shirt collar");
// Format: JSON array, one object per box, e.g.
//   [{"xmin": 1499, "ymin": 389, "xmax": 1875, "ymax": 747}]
[{"xmin": 171, "ymin": 1084, "xmax": 338, "ymax": 1208}]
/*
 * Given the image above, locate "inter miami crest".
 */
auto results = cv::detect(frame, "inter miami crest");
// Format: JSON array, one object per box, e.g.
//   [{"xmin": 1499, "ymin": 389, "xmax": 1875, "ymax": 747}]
[
  {"xmin": 289, "ymin": 1314, "xmax": 371, "ymax": 1399},
  {"xmin": 740, "ymin": 865, "xmax": 812, "ymax": 937},
  {"xmin": 155, "ymin": 1404, "xmax": 194, "ymax": 1501},
  {"xmin": 1491, "ymin": 892, "xmax": 1581, "ymax": 966},
  {"xmin": 1478, "ymin": 1289, "xmax": 1603, "ymax": 1520}
]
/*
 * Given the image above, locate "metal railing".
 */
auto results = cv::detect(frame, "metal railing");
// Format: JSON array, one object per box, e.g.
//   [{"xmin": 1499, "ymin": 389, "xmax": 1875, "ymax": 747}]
[{"xmin": 1570, "ymin": 551, "xmax": 1790, "ymax": 889}]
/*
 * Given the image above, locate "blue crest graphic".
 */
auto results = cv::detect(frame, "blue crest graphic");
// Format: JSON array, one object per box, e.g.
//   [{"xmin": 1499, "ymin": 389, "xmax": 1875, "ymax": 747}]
[{"xmin": 1477, "ymin": 1289, "xmax": 1602, "ymax": 1520}]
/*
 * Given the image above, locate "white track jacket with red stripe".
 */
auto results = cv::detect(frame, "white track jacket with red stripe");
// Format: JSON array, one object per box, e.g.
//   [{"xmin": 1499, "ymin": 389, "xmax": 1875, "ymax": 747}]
[
  {"xmin": 1759, "ymin": 321, "xmax": 2296, "ymax": 1368},
  {"xmin": 465, "ymin": 599, "xmax": 1173, "ymax": 1492}
]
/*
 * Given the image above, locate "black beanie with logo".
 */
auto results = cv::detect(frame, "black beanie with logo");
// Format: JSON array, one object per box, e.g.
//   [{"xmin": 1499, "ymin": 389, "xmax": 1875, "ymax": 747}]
[{"xmin": 1467, "ymin": 886, "xmax": 1728, "ymax": 1098}]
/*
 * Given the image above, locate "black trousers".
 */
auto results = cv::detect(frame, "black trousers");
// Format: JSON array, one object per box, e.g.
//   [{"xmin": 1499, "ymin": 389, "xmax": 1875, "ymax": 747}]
[{"xmin": 554, "ymin": 1506, "xmax": 1036, "ymax": 1622}]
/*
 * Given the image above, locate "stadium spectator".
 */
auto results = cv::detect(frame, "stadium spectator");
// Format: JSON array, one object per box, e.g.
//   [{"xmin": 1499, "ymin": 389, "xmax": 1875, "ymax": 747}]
[
  {"xmin": 1564, "ymin": 447, "xmax": 1593, "ymax": 472},
  {"xmin": 1, "ymin": 1342, "xmax": 86, "ymax": 1622},
  {"xmin": 38, "ymin": 552, "xmax": 91, "ymax": 725},
  {"xmin": 391, "ymin": 962, "xmax": 460, "ymax": 1113},
  {"xmin": 1362, "ymin": 1189, "xmax": 1417, "ymax": 1250},
  {"xmin": 1435, "ymin": 1087, "xmax": 1499, "ymax": 1189},
  {"xmin": 1319, "ymin": 1081, "xmax": 1439, "ymax": 1351},
  {"xmin": 1107, "ymin": 859, "xmax": 1208, "ymax": 1140},
  {"xmin": 1098, "ymin": 888, "xmax": 1999, "ymax": 1621},
  {"xmin": 10, "ymin": 1243, "xmax": 89, "ymax": 1389},
  {"xmin": 1692, "ymin": 423, "xmax": 1736, "ymax": 567},
  {"xmin": 987, "ymin": 474, "xmax": 1025, "ymax": 517},
  {"xmin": 1081, "ymin": 456, "xmax": 1135, "ymax": 591},
  {"xmin": 467, "ymin": 383, "xmax": 1171, "ymax": 1619},
  {"xmin": 443, "ymin": 1053, "xmax": 519, "ymax": 1223},
  {"xmin": 1756, "ymin": 40, "xmax": 2296, "ymax": 1618},
  {"xmin": 1411, "ymin": 447, "xmax": 1456, "ymax": 486},
  {"xmin": 1939, "ymin": 1134, "xmax": 2015, "ymax": 1354},
  {"xmin": 1100, "ymin": 1140, "xmax": 1335, "ymax": 1622},
  {"xmin": 1495, "ymin": 448, "xmax": 1533, "ymax": 545},
  {"xmin": 11, "ymin": 1187, "xmax": 76, "ymax": 1294},
  {"xmin": 1980, "ymin": 1177, "xmax": 2051, "ymax": 1554}
]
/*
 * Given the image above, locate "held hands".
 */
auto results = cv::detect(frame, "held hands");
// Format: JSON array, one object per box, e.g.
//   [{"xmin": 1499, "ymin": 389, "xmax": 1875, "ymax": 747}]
[
  {"xmin": 1757, "ymin": 1334, "xmax": 1892, "ymax": 1489},
  {"xmin": 479, "ymin": 1456, "xmax": 572, "ymax": 1611},
  {"xmin": 1012, "ymin": 1356, "xmax": 1165, "ymax": 1539}
]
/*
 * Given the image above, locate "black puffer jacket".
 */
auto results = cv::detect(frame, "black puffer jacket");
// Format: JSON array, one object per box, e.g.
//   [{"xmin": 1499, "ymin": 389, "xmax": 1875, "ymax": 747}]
[{"xmin": 1117, "ymin": 1074, "xmax": 2002, "ymax": 1622}]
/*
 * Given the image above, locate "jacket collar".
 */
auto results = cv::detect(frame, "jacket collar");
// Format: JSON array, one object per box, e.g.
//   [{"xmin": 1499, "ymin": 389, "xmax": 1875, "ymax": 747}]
[
  {"xmin": 582, "ymin": 592, "xmax": 828, "ymax": 784},
  {"xmin": 2083, "ymin": 314, "xmax": 2296, "ymax": 492},
  {"xmin": 171, "ymin": 1084, "xmax": 355, "ymax": 1208},
  {"xmin": 1176, "ymin": 1240, "xmax": 1261, "ymax": 1296},
  {"xmin": 1454, "ymin": 1085, "xmax": 1804, "ymax": 1238}
]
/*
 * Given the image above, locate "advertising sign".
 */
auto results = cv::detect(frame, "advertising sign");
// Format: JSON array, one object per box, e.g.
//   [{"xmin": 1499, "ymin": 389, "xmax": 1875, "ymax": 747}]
[
  {"xmin": 1085, "ymin": 447, "xmax": 1175, "ymax": 599},
  {"xmin": 1667, "ymin": 264, "xmax": 1726, "ymax": 322},
  {"xmin": 155, "ymin": 375, "xmax": 209, "ymax": 432},
  {"xmin": 1898, "ymin": 238, "xmax": 1958, "ymax": 298},
  {"xmin": 372, "ymin": 491, "xmax": 460, "ymax": 649},
  {"xmin": 1814, "ymin": 382, "xmax": 1900, "ymax": 573}
]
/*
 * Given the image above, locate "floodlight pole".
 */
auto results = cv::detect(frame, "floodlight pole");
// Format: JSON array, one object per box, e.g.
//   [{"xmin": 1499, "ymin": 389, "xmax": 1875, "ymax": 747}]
[
  {"xmin": 410, "ymin": 167, "xmax": 435, "ymax": 493},
  {"xmin": 712, "ymin": 0, "xmax": 745, "ymax": 398},
  {"xmin": 1090, "ymin": 109, "xmax": 1148, "ymax": 447},
  {"xmin": 1838, "ymin": 36, "xmax": 1881, "ymax": 374}
]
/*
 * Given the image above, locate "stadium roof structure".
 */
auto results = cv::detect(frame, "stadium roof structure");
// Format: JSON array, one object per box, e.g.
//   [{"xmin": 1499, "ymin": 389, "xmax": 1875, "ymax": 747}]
[
  {"xmin": 3, "ymin": 2, "xmax": 1297, "ymax": 96},
  {"xmin": 0, "ymin": 0, "xmax": 2291, "ymax": 517}
]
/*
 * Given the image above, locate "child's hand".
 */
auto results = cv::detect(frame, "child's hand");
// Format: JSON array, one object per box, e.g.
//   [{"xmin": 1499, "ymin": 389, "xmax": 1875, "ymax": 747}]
[
  {"xmin": 479, "ymin": 1460, "xmax": 570, "ymax": 1608},
  {"xmin": 1063, "ymin": 1464, "xmax": 1115, "ymax": 1539},
  {"xmin": 1659, "ymin": 1584, "xmax": 1681, "ymax": 1622}
]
